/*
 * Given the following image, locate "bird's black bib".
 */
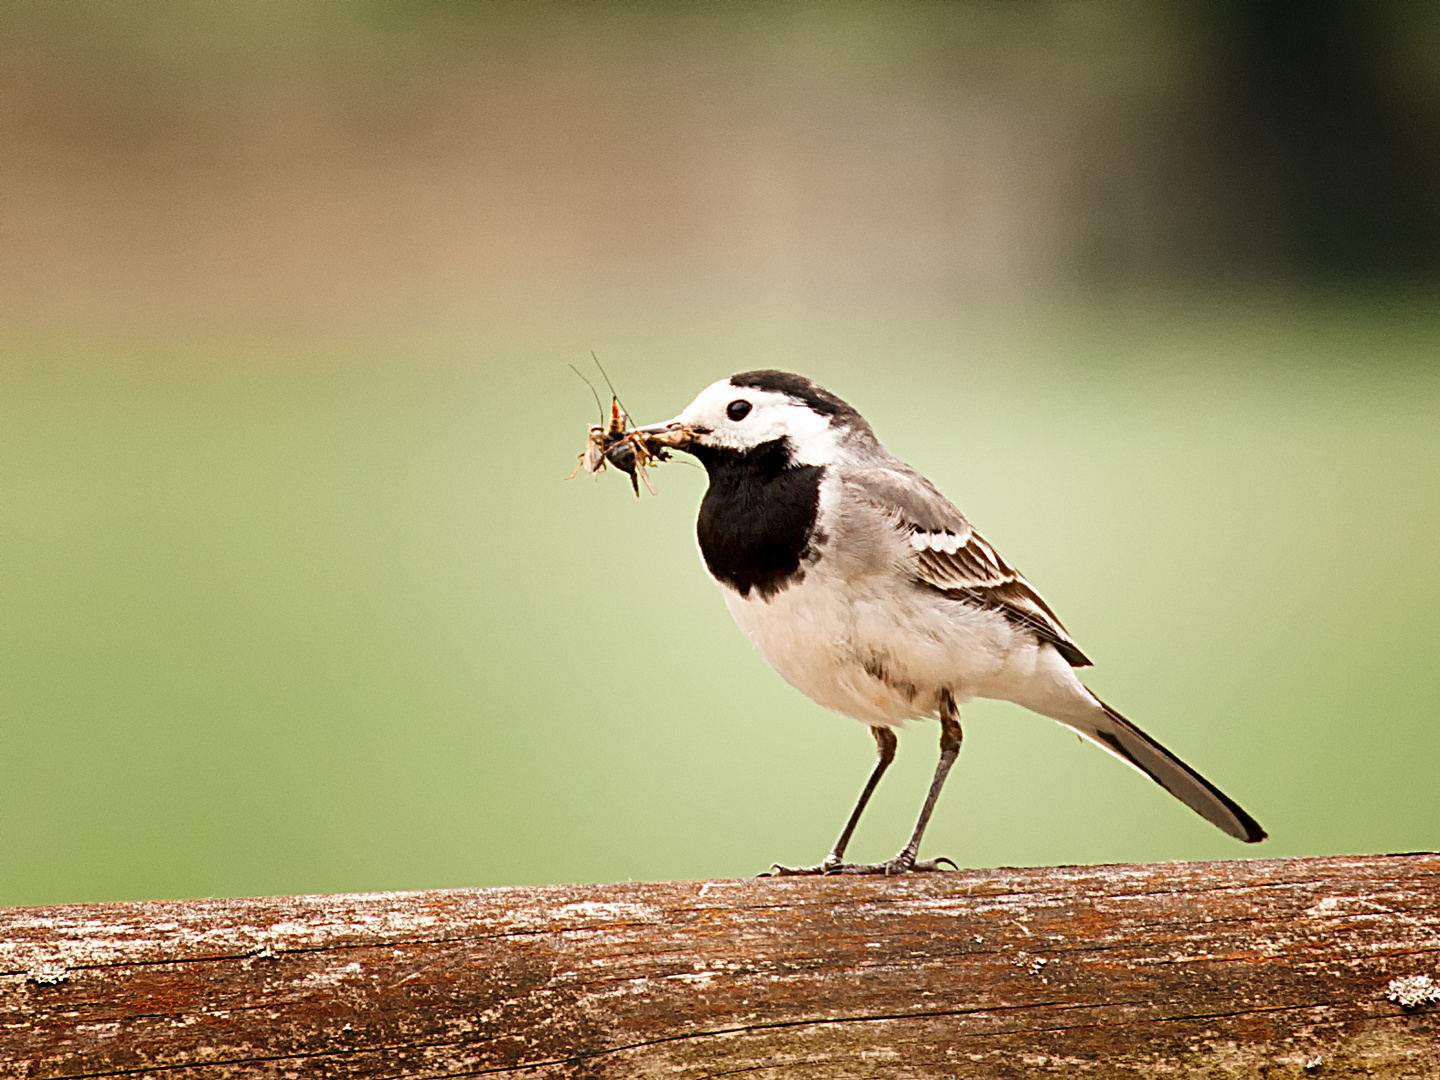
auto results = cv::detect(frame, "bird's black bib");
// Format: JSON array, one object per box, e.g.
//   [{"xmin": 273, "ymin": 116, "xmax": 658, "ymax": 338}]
[{"xmin": 692, "ymin": 438, "xmax": 823, "ymax": 600}]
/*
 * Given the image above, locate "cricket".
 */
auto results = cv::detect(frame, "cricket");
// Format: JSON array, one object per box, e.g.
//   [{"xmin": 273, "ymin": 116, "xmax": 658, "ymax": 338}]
[{"xmin": 568, "ymin": 359, "xmax": 672, "ymax": 497}]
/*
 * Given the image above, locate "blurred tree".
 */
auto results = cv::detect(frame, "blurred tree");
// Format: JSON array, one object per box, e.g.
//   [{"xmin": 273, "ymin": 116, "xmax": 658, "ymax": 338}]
[{"xmin": 1214, "ymin": 0, "xmax": 1440, "ymax": 279}]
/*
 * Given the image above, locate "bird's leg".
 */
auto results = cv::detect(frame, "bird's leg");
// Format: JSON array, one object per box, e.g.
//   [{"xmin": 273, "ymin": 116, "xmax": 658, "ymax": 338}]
[
  {"xmin": 824, "ymin": 726, "xmax": 898, "ymax": 868},
  {"xmin": 816, "ymin": 692, "xmax": 962, "ymax": 876},
  {"xmin": 766, "ymin": 726, "xmax": 896, "ymax": 877},
  {"xmin": 884, "ymin": 696, "xmax": 962, "ymax": 873}
]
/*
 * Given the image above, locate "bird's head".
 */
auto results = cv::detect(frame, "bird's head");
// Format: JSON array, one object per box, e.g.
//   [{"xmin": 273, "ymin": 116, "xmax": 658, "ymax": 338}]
[{"xmin": 636, "ymin": 370, "xmax": 872, "ymax": 471}]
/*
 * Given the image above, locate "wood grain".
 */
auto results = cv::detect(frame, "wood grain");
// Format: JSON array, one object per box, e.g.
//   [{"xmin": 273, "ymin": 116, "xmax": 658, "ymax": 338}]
[{"xmin": 3, "ymin": 854, "xmax": 1439, "ymax": 1078}]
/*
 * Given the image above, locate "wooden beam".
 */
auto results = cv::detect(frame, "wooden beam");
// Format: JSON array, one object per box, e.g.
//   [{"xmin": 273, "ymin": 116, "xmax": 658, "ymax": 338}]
[{"xmin": 4, "ymin": 854, "xmax": 1439, "ymax": 1078}]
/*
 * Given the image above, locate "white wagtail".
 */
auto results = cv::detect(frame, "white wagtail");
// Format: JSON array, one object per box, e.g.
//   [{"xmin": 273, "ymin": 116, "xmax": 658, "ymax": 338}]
[{"xmin": 633, "ymin": 370, "xmax": 1266, "ymax": 874}]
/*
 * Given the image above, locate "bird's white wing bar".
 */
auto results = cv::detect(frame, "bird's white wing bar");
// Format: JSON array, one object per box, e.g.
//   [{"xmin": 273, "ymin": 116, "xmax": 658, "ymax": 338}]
[{"xmin": 908, "ymin": 527, "xmax": 971, "ymax": 555}]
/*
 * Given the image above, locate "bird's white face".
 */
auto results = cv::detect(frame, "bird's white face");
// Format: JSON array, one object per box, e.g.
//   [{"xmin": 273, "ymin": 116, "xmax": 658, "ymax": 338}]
[{"xmin": 665, "ymin": 378, "xmax": 842, "ymax": 466}]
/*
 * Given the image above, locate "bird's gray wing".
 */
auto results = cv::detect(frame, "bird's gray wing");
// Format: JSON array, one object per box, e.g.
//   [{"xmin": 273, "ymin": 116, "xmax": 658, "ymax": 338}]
[{"xmin": 842, "ymin": 466, "xmax": 1093, "ymax": 667}]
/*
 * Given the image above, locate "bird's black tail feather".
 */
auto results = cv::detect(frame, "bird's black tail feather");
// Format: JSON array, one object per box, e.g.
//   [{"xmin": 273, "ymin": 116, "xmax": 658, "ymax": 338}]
[{"xmin": 1067, "ymin": 698, "xmax": 1267, "ymax": 843}]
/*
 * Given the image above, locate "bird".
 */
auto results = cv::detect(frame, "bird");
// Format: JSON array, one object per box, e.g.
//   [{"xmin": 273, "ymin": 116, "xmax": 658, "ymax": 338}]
[{"xmin": 632, "ymin": 369, "xmax": 1265, "ymax": 875}]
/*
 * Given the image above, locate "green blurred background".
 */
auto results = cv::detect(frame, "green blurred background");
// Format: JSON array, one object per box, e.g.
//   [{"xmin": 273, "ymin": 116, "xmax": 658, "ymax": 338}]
[{"xmin": 2, "ymin": 1, "xmax": 1438, "ymax": 907}]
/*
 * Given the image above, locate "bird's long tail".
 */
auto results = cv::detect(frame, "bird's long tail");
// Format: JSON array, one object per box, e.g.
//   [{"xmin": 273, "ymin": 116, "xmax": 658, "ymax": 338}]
[{"xmin": 1062, "ymin": 696, "xmax": 1267, "ymax": 843}]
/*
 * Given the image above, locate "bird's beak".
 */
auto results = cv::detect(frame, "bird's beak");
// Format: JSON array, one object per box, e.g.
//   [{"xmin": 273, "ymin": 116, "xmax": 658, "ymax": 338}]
[{"xmin": 632, "ymin": 418, "xmax": 700, "ymax": 452}]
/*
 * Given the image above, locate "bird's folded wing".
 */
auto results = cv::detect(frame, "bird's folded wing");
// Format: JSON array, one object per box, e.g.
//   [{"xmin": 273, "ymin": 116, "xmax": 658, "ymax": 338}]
[{"xmin": 842, "ymin": 467, "xmax": 1093, "ymax": 667}]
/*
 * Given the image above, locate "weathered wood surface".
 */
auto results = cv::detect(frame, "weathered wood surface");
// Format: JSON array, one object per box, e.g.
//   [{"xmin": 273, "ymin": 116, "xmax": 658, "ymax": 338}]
[{"xmin": 3, "ymin": 854, "xmax": 1439, "ymax": 1079}]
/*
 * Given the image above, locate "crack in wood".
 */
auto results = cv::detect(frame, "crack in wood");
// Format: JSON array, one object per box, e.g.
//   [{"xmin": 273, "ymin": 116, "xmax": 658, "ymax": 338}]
[{"xmin": 393, "ymin": 998, "xmax": 1363, "ymax": 1079}]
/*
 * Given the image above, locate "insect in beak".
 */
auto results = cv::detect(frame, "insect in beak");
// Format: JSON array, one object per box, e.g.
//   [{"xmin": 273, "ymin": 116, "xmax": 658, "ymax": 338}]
[
  {"xmin": 567, "ymin": 359, "xmax": 700, "ymax": 496},
  {"xmin": 569, "ymin": 387, "xmax": 677, "ymax": 497}
]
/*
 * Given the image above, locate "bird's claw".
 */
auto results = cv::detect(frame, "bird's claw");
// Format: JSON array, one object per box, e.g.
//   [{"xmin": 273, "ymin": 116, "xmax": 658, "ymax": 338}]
[
  {"xmin": 761, "ymin": 862, "xmax": 829, "ymax": 877},
  {"xmin": 914, "ymin": 856, "xmax": 959, "ymax": 872}
]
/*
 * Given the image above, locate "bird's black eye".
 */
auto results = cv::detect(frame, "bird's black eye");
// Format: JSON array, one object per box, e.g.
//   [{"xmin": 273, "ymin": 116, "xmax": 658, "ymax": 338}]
[{"xmin": 726, "ymin": 399, "xmax": 752, "ymax": 421}]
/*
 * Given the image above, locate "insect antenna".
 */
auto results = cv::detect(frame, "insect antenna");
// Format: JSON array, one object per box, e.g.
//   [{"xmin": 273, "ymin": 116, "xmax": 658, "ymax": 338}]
[
  {"xmin": 591, "ymin": 352, "xmax": 634, "ymax": 432},
  {"xmin": 569, "ymin": 363, "xmax": 606, "ymax": 425}
]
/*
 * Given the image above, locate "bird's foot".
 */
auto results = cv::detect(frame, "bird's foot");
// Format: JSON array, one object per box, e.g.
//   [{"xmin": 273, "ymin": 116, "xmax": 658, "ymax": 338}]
[{"xmin": 763, "ymin": 854, "xmax": 957, "ymax": 877}]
